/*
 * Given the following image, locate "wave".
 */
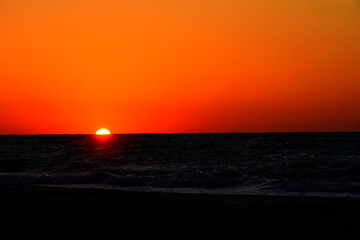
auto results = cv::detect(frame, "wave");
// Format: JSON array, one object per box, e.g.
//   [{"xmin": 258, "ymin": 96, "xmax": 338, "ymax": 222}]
[{"xmin": 2, "ymin": 171, "xmax": 360, "ymax": 198}]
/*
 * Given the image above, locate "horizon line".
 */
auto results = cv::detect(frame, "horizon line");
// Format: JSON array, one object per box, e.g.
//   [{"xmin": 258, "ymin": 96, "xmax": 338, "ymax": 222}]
[{"xmin": 1, "ymin": 131, "xmax": 360, "ymax": 135}]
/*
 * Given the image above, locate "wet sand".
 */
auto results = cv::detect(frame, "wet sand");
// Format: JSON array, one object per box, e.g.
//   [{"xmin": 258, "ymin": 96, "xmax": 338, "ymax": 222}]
[{"xmin": 1, "ymin": 185, "xmax": 360, "ymax": 239}]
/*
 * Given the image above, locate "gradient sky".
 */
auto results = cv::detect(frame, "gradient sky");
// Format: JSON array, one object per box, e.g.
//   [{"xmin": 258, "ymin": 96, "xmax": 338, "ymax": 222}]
[{"xmin": 1, "ymin": 0, "xmax": 360, "ymax": 134}]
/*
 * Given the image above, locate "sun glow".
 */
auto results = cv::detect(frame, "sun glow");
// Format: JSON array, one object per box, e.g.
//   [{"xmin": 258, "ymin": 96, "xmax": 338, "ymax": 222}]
[{"xmin": 96, "ymin": 128, "xmax": 111, "ymax": 135}]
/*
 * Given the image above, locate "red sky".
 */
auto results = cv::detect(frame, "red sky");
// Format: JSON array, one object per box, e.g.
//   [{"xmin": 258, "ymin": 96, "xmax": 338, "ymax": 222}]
[{"xmin": 1, "ymin": 0, "xmax": 360, "ymax": 134}]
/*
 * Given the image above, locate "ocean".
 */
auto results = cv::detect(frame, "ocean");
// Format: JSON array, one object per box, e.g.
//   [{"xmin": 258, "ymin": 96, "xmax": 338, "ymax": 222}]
[{"xmin": 0, "ymin": 133, "xmax": 359, "ymax": 198}]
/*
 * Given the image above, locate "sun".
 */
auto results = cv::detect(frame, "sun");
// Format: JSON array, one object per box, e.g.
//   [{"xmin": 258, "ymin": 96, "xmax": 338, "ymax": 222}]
[{"xmin": 96, "ymin": 128, "xmax": 111, "ymax": 135}]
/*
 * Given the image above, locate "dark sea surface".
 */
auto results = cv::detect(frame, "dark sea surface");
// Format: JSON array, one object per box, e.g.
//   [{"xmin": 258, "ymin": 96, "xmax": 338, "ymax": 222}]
[{"xmin": 0, "ymin": 133, "xmax": 360, "ymax": 197}]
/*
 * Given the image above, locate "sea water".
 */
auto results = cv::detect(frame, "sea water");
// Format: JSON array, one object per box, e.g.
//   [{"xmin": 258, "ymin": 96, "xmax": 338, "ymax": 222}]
[{"xmin": 0, "ymin": 133, "xmax": 359, "ymax": 197}]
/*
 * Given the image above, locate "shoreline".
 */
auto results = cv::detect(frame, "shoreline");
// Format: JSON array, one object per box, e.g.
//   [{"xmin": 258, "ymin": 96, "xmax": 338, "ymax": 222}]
[
  {"xmin": 37, "ymin": 183, "xmax": 360, "ymax": 199},
  {"xmin": 2, "ymin": 184, "xmax": 360, "ymax": 239}
]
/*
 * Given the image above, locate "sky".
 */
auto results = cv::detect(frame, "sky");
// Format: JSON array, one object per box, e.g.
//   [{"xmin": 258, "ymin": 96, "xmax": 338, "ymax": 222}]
[{"xmin": 0, "ymin": 0, "xmax": 360, "ymax": 134}]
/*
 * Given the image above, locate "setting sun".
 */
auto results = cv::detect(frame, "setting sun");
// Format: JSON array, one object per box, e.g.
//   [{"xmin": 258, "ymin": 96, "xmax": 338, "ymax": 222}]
[{"xmin": 96, "ymin": 129, "xmax": 111, "ymax": 135}]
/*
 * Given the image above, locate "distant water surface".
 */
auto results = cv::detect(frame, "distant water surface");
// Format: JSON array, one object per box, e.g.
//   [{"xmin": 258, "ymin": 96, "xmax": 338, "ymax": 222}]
[{"xmin": 0, "ymin": 133, "xmax": 360, "ymax": 197}]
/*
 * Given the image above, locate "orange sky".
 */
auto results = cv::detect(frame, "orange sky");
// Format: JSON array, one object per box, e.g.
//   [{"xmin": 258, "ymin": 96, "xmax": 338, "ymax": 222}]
[{"xmin": 1, "ymin": 0, "xmax": 360, "ymax": 134}]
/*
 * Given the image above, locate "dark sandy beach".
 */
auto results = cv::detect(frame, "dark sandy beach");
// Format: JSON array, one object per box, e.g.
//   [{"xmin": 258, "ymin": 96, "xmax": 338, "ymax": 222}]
[{"xmin": 1, "ymin": 185, "xmax": 360, "ymax": 239}]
